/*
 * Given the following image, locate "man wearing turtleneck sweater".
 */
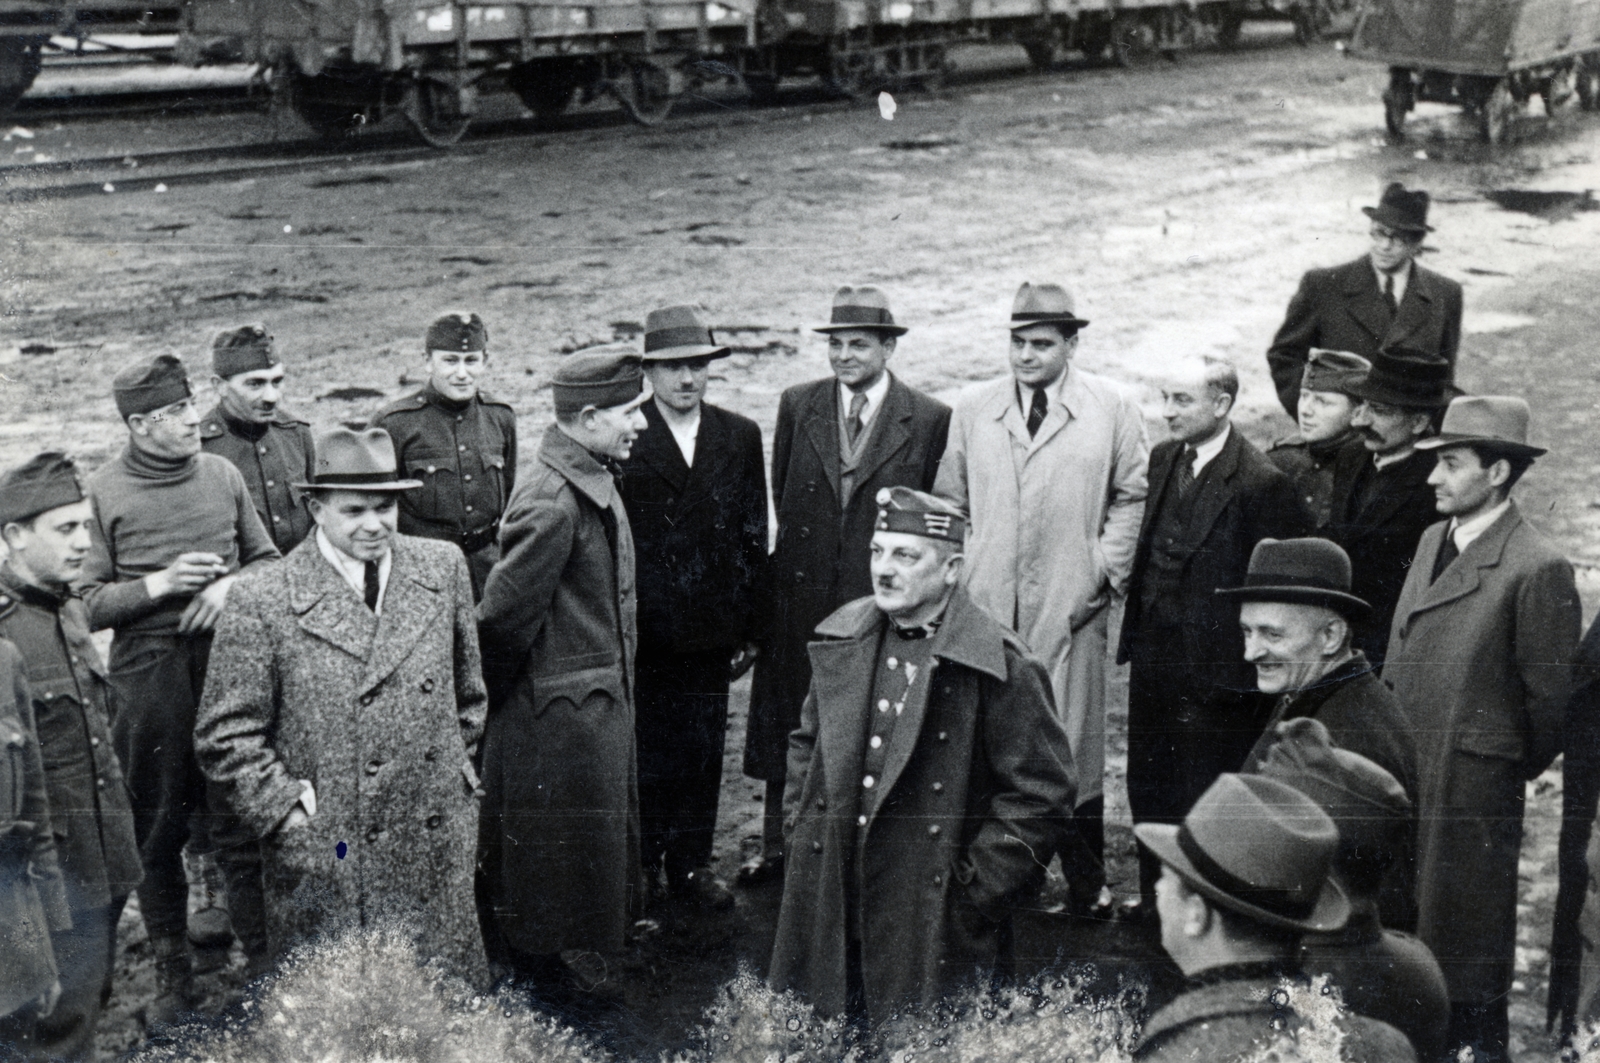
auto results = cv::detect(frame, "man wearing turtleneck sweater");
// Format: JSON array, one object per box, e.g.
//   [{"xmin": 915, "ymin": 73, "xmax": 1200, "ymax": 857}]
[{"xmin": 78, "ymin": 354, "xmax": 279, "ymax": 1026}]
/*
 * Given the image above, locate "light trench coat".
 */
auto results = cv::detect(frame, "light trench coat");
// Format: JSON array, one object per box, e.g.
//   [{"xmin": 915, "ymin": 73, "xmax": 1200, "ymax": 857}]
[{"xmin": 934, "ymin": 365, "xmax": 1148, "ymax": 806}]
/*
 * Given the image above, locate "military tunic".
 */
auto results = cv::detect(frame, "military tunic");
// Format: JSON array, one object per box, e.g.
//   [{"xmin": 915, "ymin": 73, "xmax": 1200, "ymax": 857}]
[
  {"xmin": 199, "ymin": 406, "xmax": 317, "ymax": 554},
  {"xmin": 1266, "ymin": 429, "xmax": 1358, "ymax": 530},
  {"xmin": 372, "ymin": 384, "xmax": 517, "ymax": 599}
]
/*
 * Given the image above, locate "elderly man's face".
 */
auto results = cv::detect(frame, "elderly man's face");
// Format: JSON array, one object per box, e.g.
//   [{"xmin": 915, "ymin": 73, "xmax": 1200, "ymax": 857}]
[
  {"xmin": 215, "ymin": 365, "xmax": 286, "ymax": 425},
  {"xmin": 869, "ymin": 530, "xmax": 959, "ymax": 622},
  {"xmin": 310, "ymin": 490, "xmax": 399, "ymax": 562},
  {"xmin": 1350, "ymin": 400, "xmax": 1432, "ymax": 456},
  {"xmin": 1240, "ymin": 600, "xmax": 1348, "ymax": 695},
  {"xmin": 1161, "ymin": 367, "xmax": 1229, "ymax": 447},
  {"xmin": 1297, "ymin": 389, "xmax": 1357, "ymax": 445}
]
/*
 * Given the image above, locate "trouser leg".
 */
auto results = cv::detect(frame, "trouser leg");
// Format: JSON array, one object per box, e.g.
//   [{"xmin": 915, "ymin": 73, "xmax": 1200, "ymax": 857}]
[
  {"xmin": 211, "ymin": 825, "xmax": 269, "ymax": 975},
  {"xmin": 763, "ymin": 780, "xmax": 785, "ymax": 858},
  {"xmin": 1126, "ymin": 632, "xmax": 1203, "ymax": 910},
  {"xmin": 636, "ymin": 649, "xmax": 732, "ymax": 883},
  {"xmin": 1059, "ymin": 797, "xmax": 1106, "ymax": 907},
  {"xmin": 34, "ymin": 905, "xmax": 112, "ymax": 1062}
]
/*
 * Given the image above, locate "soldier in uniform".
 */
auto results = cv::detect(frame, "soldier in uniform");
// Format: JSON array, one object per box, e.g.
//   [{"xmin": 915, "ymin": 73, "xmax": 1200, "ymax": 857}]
[
  {"xmin": 1265, "ymin": 349, "xmax": 1370, "ymax": 529},
  {"xmin": 372, "ymin": 312, "xmax": 517, "ymax": 601},
  {"xmin": 0, "ymin": 453, "xmax": 142, "ymax": 1061},
  {"xmin": 194, "ymin": 323, "xmax": 313, "ymax": 973}
]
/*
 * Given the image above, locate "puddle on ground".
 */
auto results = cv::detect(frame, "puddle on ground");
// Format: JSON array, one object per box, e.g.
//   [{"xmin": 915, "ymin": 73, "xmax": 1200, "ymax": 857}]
[{"xmin": 1484, "ymin": 189, "xmax": 1597, "ymax": 221}]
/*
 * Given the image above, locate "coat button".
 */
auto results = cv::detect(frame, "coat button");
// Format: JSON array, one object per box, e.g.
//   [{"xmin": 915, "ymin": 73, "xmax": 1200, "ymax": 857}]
[
  {"xmin": 366, "ymin": 826, "xmax": 381, "ymax": 843},
  {"xmin": 799, "ymin": 527, "xmax": 810, "ymax": 538},
  {"xmin": 420, "ymin": 678, "xmax": 436, "ymax": 693},
  {"xmin": 259, "ymin": 446, "xmax": 268, "ymax": 455},
  {"xmin": 862, "ymin": 775, "xmax": 875, "ymax": 789},
  {"xmin": 928, "ymin": 825, "xmax": 940, "ymax": 837},
  {"xmin": 427, "ymin": 466, "xmax": 437, "ymax": 474},
  {"xmin": 811, "ymin": 841, "xmax": 823, "ymax": 853},
  {"xmin": 365, "ymin": 760, "xmax": 381, "ymax": 775},
  {"xmin": 464, "ymin": 474, "xmax": 472, "ymax": 482},
  {"xmin": 938, "ymin": 731, "xmax": 948, "ymax": 742},
  {"xmin": 424, "ymin": 748, "xmax": 438, "ymax": 761},
  {"xmin": 816, "ymin": 798, "xmax": 826, "ymax": 810},
  {"xmin": 426, "ymin": 814, "xmax": 442, "ymax": 829},
  {"xmin": 459, "ymin": 445, "xmax": 467, "ymax": 452},
  {"xmin": 794, "ymin": 571, "xmax": 806, "ymax": 583},
  {"xmin": 273, "ymin": 516, "xmax": 282, "ymax": 523},
  {"xmin": 931, "ymin": 781, "xmax": 943, "ymax": 793},
  {"xmin": 465, "ymin": 505, "xmax": 474, "ymax": 513},
  {"xmin": 360, "ymin": 693, "xmax": 375, "ymax": 706},
  {"xmin": 90, "ymin": 736, "xmax": 101, "ymax": 748},
  {"xmin": 857, "ymin": 814, "xmax": 867, "ymax": 827},
  {"xmin": 97, "ymin": 776, "xmax": 106, "ymax": 788},
  {"xmin": 932, "ymin": 874, "xmax": 942, "ymax": 886}
]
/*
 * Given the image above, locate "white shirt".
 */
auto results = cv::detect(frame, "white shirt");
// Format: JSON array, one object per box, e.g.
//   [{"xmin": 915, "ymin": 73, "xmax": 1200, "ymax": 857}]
[
  {"xmin": 1188, "ymin": 422, "xmax": 1232, "ymax": 476},
  {"xmin": 1372, "ymin": 448, "xmax": 1415, "ymax": 471},
  {"xmin": 1372, "ymin": 258, "xmax": 1412, "ymax": 306},
  {"xmin": 1448, "ymin": 499, "xmax": 1511, "ymax": 553},
  {"xmin": 840, "ymin": 371, "xmax": 891, "ymax": 434},
  {"xmin": 655, "ymin": 399, "xmax": 701, "ymax": 467},
  {"xmin": 316, "ymin": 528, "xmax": 392, "ymax": 615}
]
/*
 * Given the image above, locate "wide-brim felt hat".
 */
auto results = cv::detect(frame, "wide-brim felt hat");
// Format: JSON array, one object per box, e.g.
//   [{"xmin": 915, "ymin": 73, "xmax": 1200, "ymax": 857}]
[
  {"xmin": 813, "ymin": 285, "xmax": 908, "ymax": 336},
  {"xmin": 1361, "ymin": 182, "xmax": 1432, "ymax": 234},
  {"xmin": 1009, "ymin": 282, "xmax": 1089, "ymax": 330},
  {"xmin": 642, "ymin": 304, "xmax": 730, "ymax": 362},
  {"xmin": 1135, "ymin": 773, "xmax": 1351, "ymax": 934},
  {"xmin": 294, "ymin": 426, "xmax": 422, "ymax": 492},
  {"xmin": 1346, "ymin": 346, "xmax": 1452, "ymax": 409},
  {"xmin": 1415, "ymin": 395, "xmax": 1546, "ymax": 458},
  {"xmin": 1215, "ymin": 537, "xmax": 1371, "ymax": 621}
]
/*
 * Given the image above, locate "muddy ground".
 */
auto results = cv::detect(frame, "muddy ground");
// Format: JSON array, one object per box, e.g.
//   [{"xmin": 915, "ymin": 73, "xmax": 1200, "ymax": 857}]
[{"xmin": 5, "ymin": 29, "xmax": 1600, "ymax": 1061}]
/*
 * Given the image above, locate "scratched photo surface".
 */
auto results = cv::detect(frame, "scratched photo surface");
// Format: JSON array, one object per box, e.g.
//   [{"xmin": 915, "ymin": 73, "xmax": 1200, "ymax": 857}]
[{"xmin": 3, "ymin": 10, "xmax": 1600, "ymax": 1060}]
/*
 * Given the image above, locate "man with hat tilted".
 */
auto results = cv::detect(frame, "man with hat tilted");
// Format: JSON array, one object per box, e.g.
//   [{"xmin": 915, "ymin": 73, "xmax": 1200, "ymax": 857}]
[
  {"xmin": 0, "ymin": 453, "xmax": 141, "ymax": 1060},
  {"xmin": 1133, "ymin": 772, "xmax": 1416, "ymax": 1062},
  {"xmin": 933, "ymin": 281, "xmax": 1147, "ymax": 919},
  {"xmin": 743, "ymin": 286, "xmax": 950, "ymax": 888},
  {"xmin": 372, "ymin": 312, "xmax": 517, "ymax": 601},
  {"xmin": 768, "ymin": 487, "xmax": 1076, "ymax": 1022},
  {"xmin": 1266, "ymin": 349, "xmax": 1371, "ymax": 529},
  {"xmin": 199, "ymin": 324, "xmax": 317, "ymax": 555},
  {"xmin": 78, "ymin": 354, "xmax": 280, "ymax": 1027},
  {"xmin": 1249, "ymin": 718, "xmax": 1449, "ymax": 1061},
  {"xmin": 1267, "ymin": 182, "xmax": 1463, "ymax": 417},
  {"xmin": 476, "ymin": 347, "xmax": 649, "ymax": 999},
  {"xmin": 616, "ymin": 306, "xmax": 767, "ymax": 911},
  {"xmin": 194, "ymin": 427, "xmax": 488, "ymax": 980},
  {"xmin": 1382, "ymin": 395, "xmax": 1579, "ymax": 1063},
  {"xmin": 1321, "ymin": 346, "xmax": 1454, "ymax": 667}
]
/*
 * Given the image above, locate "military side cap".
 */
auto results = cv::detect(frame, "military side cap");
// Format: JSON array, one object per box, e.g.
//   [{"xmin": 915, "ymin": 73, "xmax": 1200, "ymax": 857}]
[
  {"xmin": 113, "ymin": 354, "xmax": 192, "ymax": 418},
  {"xmin": 1253, "ymin": 717, "xmax": 1410, "ymax": 862},
  {"xmin": 1010, "ymin": 282, "xmax": 1089, "ymax": 331},
  {"xmin": 1362, "ymin": 181, "xmax": 1432, "ymax": 234},
  {"xmin": 551, "ymin": 345, "xmax": 644, "ymax": 415},
  {"xmin": 425, "ymin": 312, "xmax": 488, "ymax": 353},
  {"xmin": 643, "ymin": 305, "xmax": 730, "ymax": 362},
  {"xmin": 295, "ymin": 427, "xmax": 422, "ymax": 492},
  {"xmin": 1134, "ymin": 772, "xmax": 1350, "ymax": 934},
  {"xmin": 875, "ymin": 486, "xmax": 966, "ymax": 544},
  {"xmin": 1301, "ymin": 349, "xmax": 1370, "ymax": 396},
  {"xmin": 212, "ymin": 323, "xmax": 277, "ymax": 379},
  {"xmin": 814, "ymin": 285, "xmax": 908, "ymax": 337},
  {"xmin": 1347, "ymin": 347, "xmax": 1452, "ymax": 410},
  {"xmin": 0, "ymin": 452, "xmax": 85, "ymax": 526},
  {"xmin": 1215, "ymin": 537, "xmax": 1370, "ymax": 621},
  {"xmin": 1415, "ymin": 395, "xmax": 1545, "ymax": 458}
]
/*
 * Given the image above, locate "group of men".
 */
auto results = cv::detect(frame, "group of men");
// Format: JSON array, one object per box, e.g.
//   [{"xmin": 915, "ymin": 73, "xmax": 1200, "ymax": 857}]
[{"xmin": 0, "ymin": 179, "xmax": 1589, "ymax": 1063}]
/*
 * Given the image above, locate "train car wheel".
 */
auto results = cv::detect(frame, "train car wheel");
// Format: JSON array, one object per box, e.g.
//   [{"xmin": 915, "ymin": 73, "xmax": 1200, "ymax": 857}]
[
  {"xmin": 1541, "ymin": 66, "xmax": 1576, "ymax": 114},
  {"xmin": 509, "ymin": 65, "xmax": 579, "ymax": 121},
  {"xmin": 1110, "ymin": 12, "xmax": 1159, "ymax": 67},
  {"xmin": 1022, "ymin": 40, "xmax": 1056, "ymax": 71},
  {"xmin": 0, "ymin": 37, "xmax": 45, "ymax": 117},
  {"xmin": 1579, "ymin": 57, "xmax": 1600, "ymax": 111},
  {"xmin": 615, "ymin": 61, "xmax": 675, "ymax": 126},
  {"xmin": 402, "ymin": 79, "xmax": 473, "ymax": 147},
  {"xmin": 744, "ymin": 72, "xmax": 782, "ymax": 105},
  {"xmin": 1215, "ymin": 9, "xmax": 1245, "ymax": 49},
  {"xmin": 1477, "ymin": 79, "xmax": 1517, "ymax": 145}
]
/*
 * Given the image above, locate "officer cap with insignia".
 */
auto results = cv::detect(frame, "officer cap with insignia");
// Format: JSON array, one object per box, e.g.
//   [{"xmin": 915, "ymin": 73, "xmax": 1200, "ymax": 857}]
[
  {"xmin": 0, "ymin": 452, "xmax": 85, "ymax": 527},
  {"xmin": 212, "ymin": 323, "xmax": 278, "ymax": 379},
  {"xmin": 874, "ymin": 486, "xmax": 966, "ymax": 545},
  {"xmin": 425, "ymin": 312, "xmax": 489, "ymax": 355},
  {"xmin": 551, "ymin": 344, "xmax": 644, "ymax": 415},
  {"xmin": 113, "ymin": 354, "xmax": 192, "ymax": 419}
]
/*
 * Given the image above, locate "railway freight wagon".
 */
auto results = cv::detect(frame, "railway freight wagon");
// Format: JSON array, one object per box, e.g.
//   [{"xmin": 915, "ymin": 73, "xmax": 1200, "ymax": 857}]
[
  {"xmin": 1, "ymin": 0, "xmax": 184, "ymax": 111},
  {"xmin": 1350, "ymin": 0, "xmax": 1600, "ymax": 141}
]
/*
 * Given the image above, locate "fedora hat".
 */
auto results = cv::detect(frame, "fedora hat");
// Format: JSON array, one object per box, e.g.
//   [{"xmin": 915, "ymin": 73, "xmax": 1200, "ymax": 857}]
[
  {"xmin": 641, "ymin": 305, "xmax": 730, "ymax": 362},
  {"xmin": 1347, "ymin": 346, "xmax": 1452, "ymax": 409},
  {"xmin": 1009, "ymin": 282, "xmax": 1089, "ymax": 331},
  {"xmin": 1415, "ymin": 395, "xmax": 1545, "ymax": 458},
  {"xmin": 1215, "ymin": 537, "xmax": 1370, "ymax": 621},
  {"xmin": 813, "ymin": 285, "xmax": 908, "ymax": 337},
  {"xmin": 294, "ymin": 427, "xmax": 422, "ymax": 493},
  {"xmin": 1362, "ymin": 182, "xmax": 1432, "ymax": 234},
  {"xmin": 1135, "ymin": 773, "xmax": 1350, "ymax": 934}
]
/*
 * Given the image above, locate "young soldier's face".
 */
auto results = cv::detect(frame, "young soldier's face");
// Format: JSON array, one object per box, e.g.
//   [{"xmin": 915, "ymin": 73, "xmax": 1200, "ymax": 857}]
[
  {"xmin": 426, "ymin": 349, "xmax": 488, "ymax": 403},
  {"xmin": 3, "ymin": 500, "xmax": 94, "ymax": 590},
  {"xmin": 130, "ymin": 398, "xmax": 204, "ymax": 459},
  {"xmin": 215, "ymin": 365, "xmax": 286, "ymax": 425},
  {"xmin": 1296, "ymin": 389, "xmax": 1356, "ymax": 445},
  {"xmin": 309, "ymin": 490, "xmax": 399, "ymax": 562}
]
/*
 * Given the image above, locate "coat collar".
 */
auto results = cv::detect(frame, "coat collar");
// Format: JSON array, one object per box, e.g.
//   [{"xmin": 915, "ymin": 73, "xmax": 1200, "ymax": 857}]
[
  {"xmin": 801, "ymin": 374, "xmax": 916, "ymax": 503},
  {"xmin": 981, "ymin": 366, "xmax": 1088, "ymax": 453},
  {"xmin": 1403, "ymin": 501, "xmax": 1522, "ymax": 620},
  {"xmin": 812, "ymin": 585, "xmax": 1009, "ymax": 682},
  {"xmin": 1279, "ymin": 651, "xmax": 1376, "ymax": 718},
  {"xmin": 537, "ymin": 423, "xmax": 618, "ymax": 511},
  {"xmin": 1137, "ymin": 968, "xmax": 1300, "ymax": 1050},
  {"xmin": 1330, "ymin": 440, "xmax": 1433, "ymax": 530},
  {"xmin": 632, "ymin": 399, "xmax": 731, "ymax": 499}
]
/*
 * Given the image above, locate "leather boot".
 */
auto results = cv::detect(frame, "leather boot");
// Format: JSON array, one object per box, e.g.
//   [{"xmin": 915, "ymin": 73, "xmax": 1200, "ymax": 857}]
[{"xmin": 142, "ymin": 935, "xmax": 195, "ymax": 1032}]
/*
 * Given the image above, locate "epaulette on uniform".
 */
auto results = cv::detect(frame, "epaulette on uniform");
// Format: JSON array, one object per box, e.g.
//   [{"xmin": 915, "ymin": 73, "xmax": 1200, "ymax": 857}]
[
  {"xmin": 199, "ymin": 418, "xmax": 226, "ymax": 442},
  {"xmin": 477, "ymin": 389, "xmax": 513, "ymax": 410},
  {"xmin": 272, "ymin": 407, "xmax": 311, "ymax": 427},
  {"xmin": 1267, "ymin": 433, "xmax": 1307, "ymax": 453},
  {"xmin": 372, "ymin": 389, "xmax": 430, "ymax": 421}
]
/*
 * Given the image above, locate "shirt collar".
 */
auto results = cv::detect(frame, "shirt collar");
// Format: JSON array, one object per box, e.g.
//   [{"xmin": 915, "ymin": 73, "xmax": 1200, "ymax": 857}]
[
  {"xmin": 1449, "ymin": 499, "xmax": 1512, "ymax": 552},
  {"xmin": 840, "ymin": 371, "xmax": 892, "ymax": 425},
  {"xmin": 1016, "ymin": 363, "xmax": 1075, "ymax": 417},
  {"xmin": 315, "ymin": 527, "xmax": 392, "ymax": 613},
  {"xmin": 1189, "ymin": 422, "xmax": 1231, "ymax": 472}
]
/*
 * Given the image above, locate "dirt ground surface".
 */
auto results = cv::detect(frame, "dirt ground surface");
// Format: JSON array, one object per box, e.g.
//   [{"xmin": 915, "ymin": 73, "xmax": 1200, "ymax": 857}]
[{"xmin": 5, "ymin": 28, "xmax": 1600, "ymax": 1061}]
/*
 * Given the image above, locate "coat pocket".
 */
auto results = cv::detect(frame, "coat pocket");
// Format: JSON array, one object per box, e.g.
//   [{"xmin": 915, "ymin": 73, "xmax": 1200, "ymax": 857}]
[{"xmin": 529, "ymin": 665, "xmax": 626, "ymax": 720}]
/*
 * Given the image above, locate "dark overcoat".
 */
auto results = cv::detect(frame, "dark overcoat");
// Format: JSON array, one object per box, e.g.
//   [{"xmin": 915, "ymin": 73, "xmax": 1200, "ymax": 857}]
[
  {"xmin": 768, "ymin": 589, "xmax": 1076, "ymax": 1021},
  {"xmin": 1117, "ymin": 429, "xmax": 1313, "ymax": 696},
  {"xmin": 1383, "ymin": 503, "xmax": 1579, "ymax": 1005},
  {"xmin": 618, "ymin": 400, "xmax": 767, "ymax": 653},
  {"xmin": 1301, "ymin": 904, "xmax": 1450, "ymax": 1062},
  {"xmin": 1266, "ymin": 255, "xmax": 1463, "ymax": 415},
  {"xmin": 476, "ymin": 424, "xmax": 641, "ymax": 956},
  {"xmin": 1322, "ymin": 442, "xmax": 1438, "ymax": 665},
  {"xmin": 194, "ymin": 535, "xmax": 489, "ymax": 980},
  {"xmin": 745, "ymin": 375, "xmax": 950, "ymax": 780}
]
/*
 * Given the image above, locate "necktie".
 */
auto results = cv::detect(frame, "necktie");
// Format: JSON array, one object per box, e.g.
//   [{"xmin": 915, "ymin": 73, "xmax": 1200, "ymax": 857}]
[
  {"xmin": 1383, "ymin": 272, "xmax": 1397, "ymax": 314},
  {"xmin": 1176, "ymin": 447, "xmax": 1197, "ymax": 501},
  {"xmin": 363, "ymin": 560, "xmax": 380, "ymax": 612},
  {"xmin": 1430, "ymin": 530, "xmax": 1459, "ymax": 583},
  {"xmin": 1026, "ymin": 387, "xmax": 1048, "ymax": 439},
  {"xmin": 847, "ymin": 392, "xmax": 868, "ymax": 446}
]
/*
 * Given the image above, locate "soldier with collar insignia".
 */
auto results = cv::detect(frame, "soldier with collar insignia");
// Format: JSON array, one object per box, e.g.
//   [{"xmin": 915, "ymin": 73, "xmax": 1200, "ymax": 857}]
[
  {"xmin": 371, "ymin": 312, "xmax": 517, "ymax": 601},
  {"xmin": 199, "ymin": 324, "xmax": 317, "ymax": 554}
]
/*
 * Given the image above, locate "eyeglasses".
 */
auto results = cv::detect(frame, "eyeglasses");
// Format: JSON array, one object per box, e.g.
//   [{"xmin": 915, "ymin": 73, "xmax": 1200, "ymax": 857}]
[{"xmin": 1369, "ymin": 225, "xmax": 1416, "ymax": 246}]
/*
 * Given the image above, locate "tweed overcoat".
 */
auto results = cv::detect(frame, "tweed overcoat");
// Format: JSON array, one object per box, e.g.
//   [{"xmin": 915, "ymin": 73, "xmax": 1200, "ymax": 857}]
[
  {"xmin": 768, "ymin": 589, "xmax": 1076, "ymax": 1021},
  {"xmin": 933, "ymin": 367, "xmax": 1147, "ymax": 807},
  {"xmin": 194, "ymin": 534, "xmax": 488, "ymax": 979},
  {"xmin": 745, "ymin": 374, "xmax": 950, "ymax": 780},
  {"xmin": 1383, "ymin": 502, "xmax": 1579, "ymax": 1004},
  {"xmin": 1266, "ymin": 255, "xmax": 1463, "ymax": 416},
  {"xmin": 476, "ymin": 424, "xmax": 641, "ymax": 956}
]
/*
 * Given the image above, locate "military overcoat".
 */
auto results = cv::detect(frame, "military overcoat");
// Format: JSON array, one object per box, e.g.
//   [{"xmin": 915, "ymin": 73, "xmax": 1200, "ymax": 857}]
[
  {"xmin": 194, "ymin": 535, "xmax": 489, "ymax": 979},
  {"xmin": 476, "ymin": 424, "xmax": 641, "ymax": 957},
  {"xmin": 768, "ymin": 589, "xmax": 1076, "ymax": 1021}
]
